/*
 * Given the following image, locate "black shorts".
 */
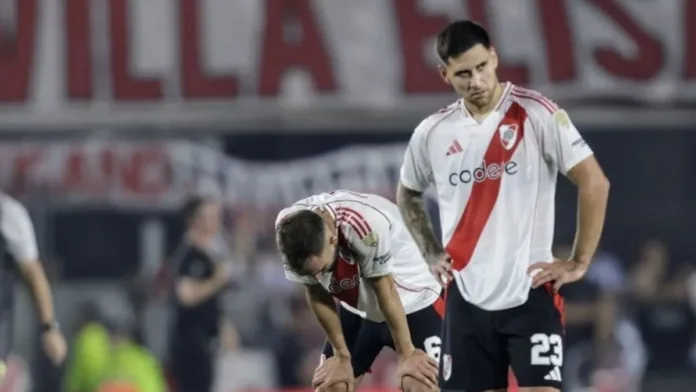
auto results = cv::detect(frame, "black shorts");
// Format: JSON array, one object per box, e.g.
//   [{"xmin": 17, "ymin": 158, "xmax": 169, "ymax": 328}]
[
  {"xmin": 440, "ymin": 283, "xmax": 565, "ymax": 391},
  {"xmin": 322, "ymin": 296, "xmax": 445, "ymax": 377}
]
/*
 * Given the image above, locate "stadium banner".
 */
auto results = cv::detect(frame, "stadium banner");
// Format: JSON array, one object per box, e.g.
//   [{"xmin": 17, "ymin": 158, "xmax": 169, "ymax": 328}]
[
  {"xmin": 0, "ymin": 140, "xmax": 407, "ymax": 208},
  {"xmin": 0, "ymin": 0, "xmax": 694, "ymax": 129}
]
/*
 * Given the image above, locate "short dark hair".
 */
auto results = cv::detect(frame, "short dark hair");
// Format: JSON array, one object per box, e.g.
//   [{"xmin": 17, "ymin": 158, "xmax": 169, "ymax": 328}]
[
  {"xmin": 436, "ymin": 20, "xmax": 491, "ymax": 63},
  {"xmin": 181, "ymin": 196, "xmax": 213, "ymax": 227},
  {"xmin": 276, "ymin": 210, "xmax": 326, "ymax": 273}
]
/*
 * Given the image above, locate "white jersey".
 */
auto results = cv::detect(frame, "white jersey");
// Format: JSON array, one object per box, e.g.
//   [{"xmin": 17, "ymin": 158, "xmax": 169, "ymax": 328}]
[
  {"xmin": 400, "ymin": 83, "xmax": 593, "ymax": 311},
  {"xmin": 277, "ymin": 190, "xmax": 441, "ymax": 322},
  {"xmin": 0, "ymin": 193, "xmax": 39, "ymax": 264}
]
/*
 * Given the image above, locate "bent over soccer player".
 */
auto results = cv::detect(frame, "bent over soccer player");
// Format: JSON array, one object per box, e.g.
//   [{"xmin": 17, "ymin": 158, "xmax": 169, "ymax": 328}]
[
  {"xmin": 396, "ymin": 21, "xmax": 610, "ymax": 392},
  {"xmin": 276, "ymin": 190, "xmax": 443, "ymax": 392}
]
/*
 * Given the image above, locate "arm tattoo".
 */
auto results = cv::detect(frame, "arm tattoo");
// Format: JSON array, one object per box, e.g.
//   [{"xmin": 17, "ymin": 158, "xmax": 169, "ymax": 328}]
[{"xmin": 396, "ymin": 183, "xmax": 444, "ymax": 264}]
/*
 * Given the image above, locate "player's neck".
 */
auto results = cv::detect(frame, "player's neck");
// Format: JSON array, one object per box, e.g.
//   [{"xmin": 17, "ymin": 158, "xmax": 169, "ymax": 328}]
[{"xmin": 463, "ymin": 82, "xmax": 505, "ymax": 120}]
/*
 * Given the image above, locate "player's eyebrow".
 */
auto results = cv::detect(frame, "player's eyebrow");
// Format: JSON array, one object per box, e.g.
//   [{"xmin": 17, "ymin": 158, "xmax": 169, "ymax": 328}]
[{"xmin": 454, "ymin": 60, "xmax": 487, "ymax": 76}]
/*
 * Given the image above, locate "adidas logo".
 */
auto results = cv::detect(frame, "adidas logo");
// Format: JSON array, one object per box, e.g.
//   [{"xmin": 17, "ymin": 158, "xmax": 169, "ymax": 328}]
[
  {"xmin": 543, "ymin": 366, "xmax": 562, "ymax": 382},
  {"xmin": 446, "ymin": 140, "xmax": 463, "ymax": 156}
]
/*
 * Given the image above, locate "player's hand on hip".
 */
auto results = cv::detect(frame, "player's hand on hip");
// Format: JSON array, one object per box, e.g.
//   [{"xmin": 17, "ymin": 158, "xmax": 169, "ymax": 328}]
[
  {"xmin": 313, "ymin": 356, "xmax": 355, "ymax": 392},
  {"xmin": 397, "ymin": 349, "xmax": 439, "ymax": 390},
  {"xmin": 428, "ymin": 252, "xmax": 453, "ymax": 287},
  {"xmin": 528, "ymin": 258, "xmax": 588, "ymax": 291},
  {"xmin": 42, "ymin": 329, "xmax": 67, "ymax": 366}
]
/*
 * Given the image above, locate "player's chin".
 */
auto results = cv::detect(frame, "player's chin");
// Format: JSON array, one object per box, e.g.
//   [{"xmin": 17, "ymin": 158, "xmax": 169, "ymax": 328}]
[
  {"xmin": 401, "ymin": 375, "xmax": 439, "ymax": 392},
  {"xmin": 315, "ymin": 382, "xmax": 349, "ymax": 392}
]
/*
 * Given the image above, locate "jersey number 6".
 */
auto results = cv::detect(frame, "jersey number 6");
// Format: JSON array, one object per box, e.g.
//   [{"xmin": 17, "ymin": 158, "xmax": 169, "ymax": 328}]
[{"xmin": 423, "ymin": 336, "xmax": 442, "ymax": 363}]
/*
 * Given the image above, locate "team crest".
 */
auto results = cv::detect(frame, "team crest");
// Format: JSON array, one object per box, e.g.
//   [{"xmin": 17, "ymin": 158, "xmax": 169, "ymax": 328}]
[
  {"xmin": 442, "ymin": 354, "xmax": 452, "ymax": 381},
  {"xmin": 362, "ymin": 232, "xmax": 379, "ymax": 247},
  {"xmin": 498, "ymin": 124, "xmax": 518, "ymax": 150}
]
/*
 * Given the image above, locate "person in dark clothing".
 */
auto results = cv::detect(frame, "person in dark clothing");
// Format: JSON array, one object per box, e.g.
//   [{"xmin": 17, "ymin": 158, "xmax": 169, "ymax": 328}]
[{"xmin": 169, "ymin": 196, "xmax": 230, "ymax": 392}]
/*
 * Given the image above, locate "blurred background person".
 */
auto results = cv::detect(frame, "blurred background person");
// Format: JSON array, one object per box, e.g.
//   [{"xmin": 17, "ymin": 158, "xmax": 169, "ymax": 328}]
[{"xmin": 168, "ymin": 196, "xmax": 232, "ymax": 392}]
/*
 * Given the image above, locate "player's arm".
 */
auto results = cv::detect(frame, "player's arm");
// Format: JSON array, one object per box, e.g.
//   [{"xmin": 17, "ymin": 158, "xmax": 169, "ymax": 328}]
[
  {"xmin": 175, "ymin": 258, "xmax": 228, "ymax": 307},
  {"xmin": 396, "ymin": 126, "xmax": 444, "ymax": 264},
  {"xmin": 369, "ymin": 274, "xmax": 415, "ymax": 355},
  {"xmin": 2, "ymin": 199, "xmax": 57, "ymax": 326},
  {"xmin": 304, "ymin": 283, "xmax": 351, "ymax": 358},
  {"xmin": 547, "ymin": 110, "xmax": 610, "ymax": 269},
  {"xmin": 357, "ymin": 217, "xmax": 415, "ymax": 356}
]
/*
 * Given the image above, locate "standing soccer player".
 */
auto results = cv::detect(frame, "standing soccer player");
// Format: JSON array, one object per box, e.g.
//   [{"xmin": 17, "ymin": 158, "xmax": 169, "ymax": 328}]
[
  {"xmin": 396, "ymin": 21, "xmax": 610, "ymax": 392},
  {"xmin": 0, "ymin": 192, "xmax": 67, "ymax": 376}
]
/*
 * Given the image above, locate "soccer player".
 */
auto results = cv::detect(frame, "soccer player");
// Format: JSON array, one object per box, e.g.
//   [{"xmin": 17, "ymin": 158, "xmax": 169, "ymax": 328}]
[
  {"xmin": 396, "ymin": 21, "xmax": 610, "ymax": 392},
  {"xmin": 275, "ymin": 190, "xmax": 443, "ymax": 392},
  {"xmin": 0, "ymin": 192, "xmax": 67, "ymax": 375}
]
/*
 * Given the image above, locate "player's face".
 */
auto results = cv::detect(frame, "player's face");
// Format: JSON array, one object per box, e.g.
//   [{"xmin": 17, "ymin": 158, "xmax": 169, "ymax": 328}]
[
  {"xmin": 196, "ymin": 201, "xmax": 222, "ymax": 236},
  {"xmin": 302, "ymin": 222, "xmax": 338, "ymax": 278},
  {"xmin": 439, "ymin": 44, "xmax": 499, "ymax": 107}
]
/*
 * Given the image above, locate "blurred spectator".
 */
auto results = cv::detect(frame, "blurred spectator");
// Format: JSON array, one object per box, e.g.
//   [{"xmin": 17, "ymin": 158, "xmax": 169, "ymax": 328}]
[
  {"xmin": 168, "ymin": 196, "xmax": 231, "ymax": 392},
  {"xmin": 94, "ymin": 319, "xmax": 166, "ymax": 392},
  {"xmin": 64, "ymin": 303, "xmax": 110, "ymax": 392},
  {"xmin": 629, "ymin": 240, "xmax": 696, "ymax": 372},
  {"xmin": 271, "ymin": 289, "xmax": 324, "ymax": 387}
]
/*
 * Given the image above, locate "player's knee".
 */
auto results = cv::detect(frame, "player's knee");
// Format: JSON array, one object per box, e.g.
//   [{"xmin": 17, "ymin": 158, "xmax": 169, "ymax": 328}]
[
  {"xmin": 315, "ymin": 382, "xmax": 349, "ymax": 392},
  {"xmin": 401, "ymin": 375, "xmax": 438, "ymax": 392}
]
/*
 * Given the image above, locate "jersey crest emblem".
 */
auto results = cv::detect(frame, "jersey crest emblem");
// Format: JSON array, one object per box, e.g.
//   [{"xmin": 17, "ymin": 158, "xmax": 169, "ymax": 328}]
[
  {"xmin": 498, "ymin": 124, "xmax": 518, "ymax": 150},
  {"xmin": 362, "ymin": 232, "xmax": 379, "ymax": 247}
]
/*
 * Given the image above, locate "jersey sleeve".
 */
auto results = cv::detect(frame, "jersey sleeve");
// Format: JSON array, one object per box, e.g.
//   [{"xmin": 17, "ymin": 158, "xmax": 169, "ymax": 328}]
[
  {"xmin": 0, "ymin": 197, "xmax": 39, "ymax": 263},
  {"xmin": 539, "ymin": 108, "xmax": 594, "ymax": 175},
  {"xmin": 346, "ymin": 211, "xmax": 393, "ymax": 279},
  {"xmin": 400, "ymin": 122, "xmax": 434, "ymax": 192}
]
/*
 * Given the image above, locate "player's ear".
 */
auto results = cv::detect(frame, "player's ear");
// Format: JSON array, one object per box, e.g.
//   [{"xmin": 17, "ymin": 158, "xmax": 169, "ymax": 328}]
[
  {"xmin": 438, "ymin": 64, "xmax": 451, "ymax": 85},
  {"xmin": 489, "ymin": 46, "xmax": 499, "ymax": 70}
]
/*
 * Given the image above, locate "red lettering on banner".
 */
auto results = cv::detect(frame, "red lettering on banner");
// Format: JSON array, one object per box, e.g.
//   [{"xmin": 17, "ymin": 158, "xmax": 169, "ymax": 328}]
[
  {"xmin": 467, "ymin": 0, "xmax": 529, "ymax": 85},
  {"xmin": 120, "ymin": 147, "xmax": 173, "ymax": 196},
  {"xmin": 110, "ymin": 0, "xmax": 162, "ymax": 100},
  {"xmin": 66, "ymin": 0, "xmax": 92, "ymax": 99},
  {"xmin": 537, "ymin": 0, "xmax": 576, "ymax": 82},
  {"xmin": 394, "ymin": 0, "xmax": 450, "ymax": 93},
  {"xmin": 180, "ymin": 0, "xmax": 238, "ymax": 98},
  {"xmin": 6, "ymin": 146, "xmax": 174, "ymax": 200},
  {"xmin": 9, "ymin": 149, "xmax": 41, "ymax": 193},
  {"xmin": 0, "ymin": 0, "xmax": 37, "ymax": 102},
  {"xmin": 259, "ymin": 0, "xmax": 336, "ymax": 96},
  {"xmin": 684, "ymin": 1, "xmax": 696, "ymax": 79},
  {"xmin": 587, "ymin": 0, "xmax": 664, "ymax": 80}
]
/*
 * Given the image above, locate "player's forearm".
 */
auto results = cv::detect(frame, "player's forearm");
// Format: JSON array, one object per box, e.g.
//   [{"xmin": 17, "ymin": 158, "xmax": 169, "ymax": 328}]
[
  {"xmin": 19, "ymin": 261, "xmax": 56, "ymax": 324},
  {"xmin": 305, "ymin": 284, "xmax": 351, "ymax": 358},
  {"xmin": 176, "ymin": 277, "xmax": 227, "ymax": 307},
  {"xmin": 396, "ymin": 183, "xmax": 443, "ymax": 263},
  {"xmin": 571, "ymin": 177, "xmax": 610, "ymax": 267},
  {"xmin": 370, "ymin": 275, "xmax": 415, "ymax": 356}
]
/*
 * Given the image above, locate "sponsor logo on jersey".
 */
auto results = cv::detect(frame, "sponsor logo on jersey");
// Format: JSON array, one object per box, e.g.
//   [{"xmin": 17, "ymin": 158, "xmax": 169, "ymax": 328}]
[
  {"xmin": 448, "ymin": 160, "xmax": 518, "ymax": 186},
  {"xmin": 327, "ymin": 275, "xmax": 360, "ymax": 293},
  {"xmin": 373, "ymin": 252, "xmax": 391, "ymax": 265}
]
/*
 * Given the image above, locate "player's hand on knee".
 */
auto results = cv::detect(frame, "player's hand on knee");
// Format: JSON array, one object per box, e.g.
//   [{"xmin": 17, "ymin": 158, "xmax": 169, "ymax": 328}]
[
  {"xmin": 401, "ymin": 375, "xmax": 440, "ymax": 392},
  {"xmin": 397, "ymin": 349, "xmax": 439, "ymax": 390},
  {"xmin": 428, "ymin": 253, "xmax": 453, "ymax": 287},
  {"xmin": 312, "ymin": 356, "xmax": 355, "ymax": 392}
]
